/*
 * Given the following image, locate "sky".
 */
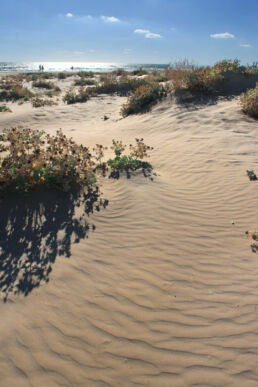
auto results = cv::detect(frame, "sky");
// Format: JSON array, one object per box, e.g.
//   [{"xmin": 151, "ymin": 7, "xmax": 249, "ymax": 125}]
[{"xmin": 0, "ymin": 0, "xmax": 258, "ymax": 65}]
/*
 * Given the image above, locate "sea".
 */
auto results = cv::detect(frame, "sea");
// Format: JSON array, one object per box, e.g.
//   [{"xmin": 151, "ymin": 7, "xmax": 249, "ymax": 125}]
[{"xmin": 0, "ymin": 61, "xmax": 169, "ymax": 73}]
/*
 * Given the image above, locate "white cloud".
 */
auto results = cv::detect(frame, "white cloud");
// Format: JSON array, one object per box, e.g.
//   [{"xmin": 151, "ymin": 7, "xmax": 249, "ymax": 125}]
[
  {"xmin": 240, "ymin": 43, "xmax": 251, "ymax": 48},
  {"xmin": 88, "ymin": 49, "xmax": 96, "ymax": 53},
  {"xmin": 210, "ymin": 32, "xmax": 235, "ymax": 39},
  {"xmin": 134, "ymin": 29, "xmax": 162, "ymax": 39},
  {"xmin": 73, "ymin": 51, "xmax": 84, "ymax": 55},
  {"xmin": 66, "ymin": 13, "xmax": 73, "ymax": 18},
  {"xmin": 101, "ymin": 16, "xmax": 119, "ymax": 23}
]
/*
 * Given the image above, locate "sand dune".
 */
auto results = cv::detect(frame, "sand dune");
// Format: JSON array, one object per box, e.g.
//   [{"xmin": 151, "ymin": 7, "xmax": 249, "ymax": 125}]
[{"xmin": 1, "ymin": 93, "xmax": 258, "ymax": 386}]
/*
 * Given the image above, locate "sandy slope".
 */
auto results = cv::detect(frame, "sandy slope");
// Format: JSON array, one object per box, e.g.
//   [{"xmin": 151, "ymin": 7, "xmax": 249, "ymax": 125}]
[{"xmin": 1, "ymin": 93, "xmax": 258, "ymax": 386}]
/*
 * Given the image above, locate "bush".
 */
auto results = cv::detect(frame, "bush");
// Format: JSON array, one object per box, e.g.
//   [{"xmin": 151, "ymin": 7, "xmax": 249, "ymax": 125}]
[
  {"xmin": 131, "ymin": 68, "xmax": 148, "ymax": 76},
  {"xmin": 32, "ymin": 98, "xmax": 57, "ymax": 108},
  {"xmin": 111, "ymin": 69, "xmax": 128, "ymax": 77},
  {"xmin": 185, "ymin": 68, "xmax": 224, "ymax": 92},
  {"xmin": 121, "ymin": 83, "xmax": 167, "ymax": 116},
  {"xmin": 247, "ymin": 170, "xmax": 257, "ymax": 181},
  {"xmin": 32, "ymin": 80, "xmax": 60, "ymax": 91},
  {"xmin": 29, "ymin": 73, "xmax": 54, "ymax": 82},
  {"xmin": 0, "ymin": 83, "xmax": 34, "ymax": 102},
  {"xmin": 107, "ymin": 139, "xmax": 153, "ymax": 173},
  {"xmin": 77, "ymin": 71, "xmax": 94, "ymax": 78},
  {"xmin": 74, "ymin": 78, "xmax": 96, "ymax": 87},
  {"xmin": 0, "ymin": 105, "xmax": 11, "ymax": 112},
  {"xmin": 214, "ymin": 59, "xmax": 245, "ymax": 73},
  {"xmin": 87, "ymin": 78, "xmax": 152, "ymax": 97},
  {"xmin": 63, "ymin": 88, "xmax": 90, "ymax": 104},
  {"xmin": 0, "ymin": 128, "xmax": 97, "ymax": 194},
  {"xmin": 240, "ymin": 83, "xmax": 258, "ymax": 118}
]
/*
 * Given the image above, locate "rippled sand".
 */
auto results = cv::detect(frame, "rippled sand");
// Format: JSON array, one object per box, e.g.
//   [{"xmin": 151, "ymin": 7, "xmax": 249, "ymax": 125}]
[{"xmin": 1, "ymin": 91, "xmax": 258, "ymax": 386}]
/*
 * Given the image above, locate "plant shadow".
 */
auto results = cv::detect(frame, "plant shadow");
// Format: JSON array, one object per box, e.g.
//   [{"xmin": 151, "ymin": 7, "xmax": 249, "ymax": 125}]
[
  {"xmin": 0, "ymin": 186, "xmax": 108, "ymax": 302},
  {"xmin": 109, "ymin": 168, "xmax": 154, "ymax": 181},
  {"xmin": 172, "ymin": 89, "xmax": 235, "ymax": 112},
  {"xmin": 250, "ymin": 243, "xmax": 258, "ymax": 253}
]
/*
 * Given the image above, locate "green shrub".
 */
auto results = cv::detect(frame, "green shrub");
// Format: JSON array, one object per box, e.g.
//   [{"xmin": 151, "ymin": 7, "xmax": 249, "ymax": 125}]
[
  {"xmin": 32, "ymin": 98, "xmax": 57, "ymax": 108},
  {"xmin": 0, "ymin": 128, "xmax": 97, "ymax": 194},
  {"xmin": 32, "ymin": 80, "xmax": 61, "ymax": 91},
  {"xmin": 240, "ymin": 83, "xmax": 258, "ymax": 118},
  {"xmin": 77, "ymin": 71, "xmax": 94, "ymax": 78},
  {"xmin": 63, "ymin": 88, "xmax": 90, "ymax": 104},
  {"xmin": 74, "ymin": 78, "xmax": 96, "ymax": 86},
  {"xmin": 87, "ymin": 78, "xmax": 151, "ymax": 97},
  {"xmin": 214, "ymin": 59, "xmax": 245, "ymax": 73},
  {"xmin": 0, "ymin": 105, "xmax": 11, "ymax": 112},
  {"xmin": 247, "ymin": 170, "xmax": 257, "ymax": 181},
  {"xmin": 111, "ymin": 69, "xmax": 128, "ymax": 77},
  {"xmin": 185, "ymin": 68, "xmax": 224, "ymax": 92},
  {"xmin": 0, "ymin": 83, "xmax": 34, "ymax": 102},
  {"xmin": 57, "ymin": 72, "xmax": 74, "ymax": 80},
  {"xmin": 131, "ymin": 68, "xmax": 148, "ymax": 76},
  {"xmin": 121, "ymin": 84, "xmax": 167, "ymax": 116},
  {"xmin": 29, "ymin": 73, "xmax": 54, "ymax": 82}
]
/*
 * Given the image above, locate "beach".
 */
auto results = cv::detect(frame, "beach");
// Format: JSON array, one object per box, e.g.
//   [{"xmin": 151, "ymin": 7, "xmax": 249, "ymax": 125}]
[{"xmin": 1, "ymin": 71, "xmax": 258, "ymax": 386}]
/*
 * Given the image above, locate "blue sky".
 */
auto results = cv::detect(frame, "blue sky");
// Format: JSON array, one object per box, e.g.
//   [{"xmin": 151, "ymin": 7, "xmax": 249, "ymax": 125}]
[{"xmin": 1, "ymin": 0, "xmax": 258, "ymax": 65}]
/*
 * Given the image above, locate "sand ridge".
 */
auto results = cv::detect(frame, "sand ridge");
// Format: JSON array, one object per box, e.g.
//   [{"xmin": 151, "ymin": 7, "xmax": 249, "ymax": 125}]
[{"xmin": 1, "ymin": 93, "xmax": 258, "ymax": 386}]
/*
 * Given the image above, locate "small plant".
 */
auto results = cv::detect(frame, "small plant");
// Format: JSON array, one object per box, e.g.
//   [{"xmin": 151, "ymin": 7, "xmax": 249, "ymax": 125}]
[
  {"xmin": 240, "ymin": 84, "xmax": 258, "ymax": 118},
  {"xmin": 0, "ymin": 105, "xmax": 11, "ymax": 112},
  {"xmin": 107, "ymin": 138, "xmax": 153, "ymax": 173},
  {"xmin": 32, "ymin": 98, "xmax": 57, "ymax": 108},
  {"xmin": 246, "ymin": 170, "xmax": 257, "ymax": 181},
  {"xmin": 121, "ymin": 83, "xmax": 167, "ymax": 116}
]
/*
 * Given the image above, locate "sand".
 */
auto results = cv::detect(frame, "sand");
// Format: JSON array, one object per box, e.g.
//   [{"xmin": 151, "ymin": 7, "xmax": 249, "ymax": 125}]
[{"xmin": 1, "ymin": 77, "xmax": 258, "ymax": 386}]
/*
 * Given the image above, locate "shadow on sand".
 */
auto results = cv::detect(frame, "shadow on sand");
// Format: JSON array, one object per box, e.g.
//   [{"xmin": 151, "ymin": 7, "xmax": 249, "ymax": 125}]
[
  {"xmin": 172, "ymin": 89, "xmax": 235, "ymax": 112},
  {"xmin": 109, "ymin": 168, "xmax": 154, "ymax": 180},
  {"xmin": 0, "ymin": 186, "xmax": 108, "ymax": 302}
]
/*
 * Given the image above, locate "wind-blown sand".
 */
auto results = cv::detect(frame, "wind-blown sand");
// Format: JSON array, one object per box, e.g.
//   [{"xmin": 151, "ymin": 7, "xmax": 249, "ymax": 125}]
[{"xmin": 1, "ymin": 86, "xmax": 258, "ymax": 386}]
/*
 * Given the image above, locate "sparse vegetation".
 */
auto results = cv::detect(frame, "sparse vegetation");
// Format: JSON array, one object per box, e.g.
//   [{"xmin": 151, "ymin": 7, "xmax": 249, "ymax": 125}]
[{"xmin": 240, "ymin": 83, "xmax": 258, "ymax": 118}]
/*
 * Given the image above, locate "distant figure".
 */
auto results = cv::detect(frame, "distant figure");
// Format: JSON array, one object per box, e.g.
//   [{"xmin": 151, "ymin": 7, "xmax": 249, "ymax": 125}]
[
  {"xmin": 39, "ymin": 64, "xmax": 41, "ymax": 72},
  {"xmin": 71, "ymin": 66, "xmax": 74, "ymax": 70},
  {"xmin": 42, "ymin": 65, "xmax": 44, "ymax": 72}
]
